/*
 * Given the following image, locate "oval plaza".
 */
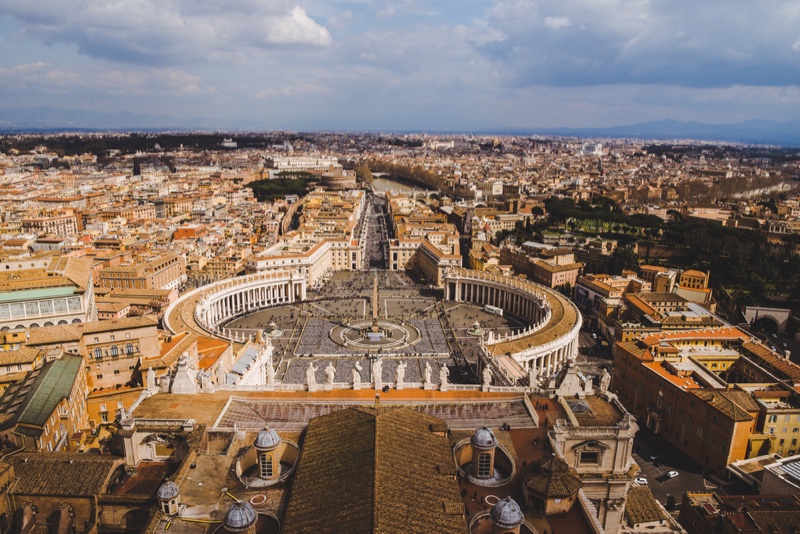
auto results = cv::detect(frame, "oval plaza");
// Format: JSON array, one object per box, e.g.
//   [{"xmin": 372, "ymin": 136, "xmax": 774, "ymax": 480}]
[{"xmin": 164, "ymin": 264, "xmax": 581, "ymax": 391}]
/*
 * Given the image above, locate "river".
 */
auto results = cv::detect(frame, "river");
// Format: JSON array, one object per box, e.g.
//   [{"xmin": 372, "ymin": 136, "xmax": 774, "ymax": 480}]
[{"xmin": 370, "ymin": 177, "xmax": 417, "ymax": 194}]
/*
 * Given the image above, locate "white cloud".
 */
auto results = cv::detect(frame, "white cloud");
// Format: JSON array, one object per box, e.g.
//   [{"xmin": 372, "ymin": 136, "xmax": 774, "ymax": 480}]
[
  {"xmin": 0, "ymin": 62, "xmax": 207, "ymax": 96},
  {"xmin": 376, "ymin": 5, "xmax": 397, "ymax": 19},
  {"xmin": 544, "ymin": 16, "xmax": 571, "ymax": 30},
  {"xmin": 0, "ymin": 1, "xmax": 332, "ymax": 64},
  {"xmin": 264, "ymin": 7, "xmax": 332, "ymax": 46},
  {"xmin": 793, "ymin": 36, "xmax": 800, "ymax": 52},
  {"xmin": 474, "ymin": 0, "xmax": 800, "ymax": 88}
]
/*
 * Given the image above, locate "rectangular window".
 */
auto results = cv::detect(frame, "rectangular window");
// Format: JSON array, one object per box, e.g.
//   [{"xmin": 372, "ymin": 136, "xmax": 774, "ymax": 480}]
[
  {"xmin": 25, "ymin": 302, "xmax": 39, "ymax": 316},
  {"xmin": 39, "ymin": 300, "xmax": 53, "ymax": 315},
  {"xmin": 477, "ymin": 453, "xmax": 492, "ymax": 477},
  {"xmin": 580, "ymin": 452, "xmax": 599, "ymax": 465},
  {"xmin": 67, "ymin": 297, "xmax": 81, "ymax": 311},
  {"xmin": 260, "ymin": 453, "xmax": 273, "ymax": 478}
]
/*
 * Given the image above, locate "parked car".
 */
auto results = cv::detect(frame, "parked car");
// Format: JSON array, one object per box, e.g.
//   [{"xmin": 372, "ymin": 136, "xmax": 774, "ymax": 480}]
[
  {"xmin": 635, "ymin": 477, "xmax": 648, "ymax": 485},
  {"xmin": 667, "ymin": 470, "xmax": 679, "ymax": 478}
]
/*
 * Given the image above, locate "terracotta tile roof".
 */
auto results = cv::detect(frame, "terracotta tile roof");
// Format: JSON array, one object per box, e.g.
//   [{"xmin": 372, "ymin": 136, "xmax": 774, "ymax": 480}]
[
  {"xmin": 281, "ymin": 406, "xmax": 467, "ymax": 534},
  {"xmin": 742, "ymin": 341, "xmax": 800, "ymax": 381},
  {"xmin": 639, "ymin": 327, "xmax": 750, "ymax": 347},
  {"xmin": 0, "ymin": 346, "xmax": 41, "ymax": 366},
  {"xmin": 11, "ymin": 451, "xmax": 121, "ymax": 496},
  {"xmin": 692, "ymin": 390, "xmax": 757, "ymax": 421},
  {"xmin": 522, "ymin": 454, "xmax": 582, "ymax": 498}
]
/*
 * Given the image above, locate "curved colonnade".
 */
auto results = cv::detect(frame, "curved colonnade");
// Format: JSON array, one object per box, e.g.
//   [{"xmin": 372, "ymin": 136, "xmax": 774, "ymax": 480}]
[
  {"xmin": 164, "ymin": 267, "xmax": 581, "ymax": 384},
  {"xmin": 444, "ymin": 268, "xmax": 582, "ymax": 379},
  {"xmin": 163, "ymin": 269, "xmax": 306, "ymax": 341}
]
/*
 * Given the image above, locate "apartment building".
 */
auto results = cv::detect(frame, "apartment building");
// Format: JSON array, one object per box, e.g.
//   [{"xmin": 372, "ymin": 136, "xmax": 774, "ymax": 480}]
[
  {"xmin": 0, "ymin": 354, "xmax": 88, "ymax": 452},
  {"xmin": 612, "ymin": 328, "xmax": 800, "ymax": 475},
  {"xmin": 0, "ymin": 256, "xmax": 96, "ymax": 331},
  {"xmin": 98, "ymin": 252, "xmax": 186, "ymax": 292}
]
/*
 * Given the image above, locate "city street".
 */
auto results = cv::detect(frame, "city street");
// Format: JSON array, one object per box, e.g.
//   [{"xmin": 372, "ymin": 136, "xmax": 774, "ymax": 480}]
[
  {"xmin": 362, "ymin": 193, "xmax": 388, "ymax": 269},
  {"xmin": 631, "ymin": 428, "xmax": 712, "ymax": 507}
]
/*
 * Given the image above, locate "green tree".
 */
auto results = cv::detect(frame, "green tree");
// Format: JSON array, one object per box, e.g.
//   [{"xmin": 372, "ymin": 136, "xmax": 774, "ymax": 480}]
[{"xmin": 607, "ymin": 248, "xmax": 640, "ymax": 275}]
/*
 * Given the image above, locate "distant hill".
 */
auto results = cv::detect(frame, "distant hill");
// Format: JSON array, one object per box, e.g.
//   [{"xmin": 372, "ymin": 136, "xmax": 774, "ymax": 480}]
[
  {"xmin": 520, "ymin": 119, "xmax": 800, "ymax": 146},
  {"xmin": 0, "ymin": 107, "xmax": 798, "ymax": 146},
  {"xmin": 0, "ymin": 106, "xmax": 243, "ymax": 132}
]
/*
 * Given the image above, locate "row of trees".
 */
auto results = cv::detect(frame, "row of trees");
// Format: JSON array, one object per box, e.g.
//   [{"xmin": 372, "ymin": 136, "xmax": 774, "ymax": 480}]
[
  {"xmin": 497, "ymin": 197, "xmax": 800, "ymax": 311},
  {"xmin": 247, "ymin": 177, "xmax": 316, "ymax": 202},
  {"xmin": 362, "ymin": 160, "xmax": 444, "ymax": 191}
]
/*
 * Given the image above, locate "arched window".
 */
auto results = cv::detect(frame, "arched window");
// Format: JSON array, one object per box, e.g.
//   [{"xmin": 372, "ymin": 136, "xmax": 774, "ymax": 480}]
[
  {"xmin": 110, "ymin": 345, "xmax": 118, "ymax": 357},
  {"xmin": 126, "ymin": 343, "xmax": 133, "ymax": 354},
  {"xmin": 94, "ymin": 348, "xmax": 102, "ymax": 359}
]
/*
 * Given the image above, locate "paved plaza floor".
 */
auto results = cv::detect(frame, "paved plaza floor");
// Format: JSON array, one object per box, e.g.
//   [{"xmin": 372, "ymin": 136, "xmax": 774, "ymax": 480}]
[{"xmin": 226, "ymin": 270, "xmax": 532, "ymax": 385}]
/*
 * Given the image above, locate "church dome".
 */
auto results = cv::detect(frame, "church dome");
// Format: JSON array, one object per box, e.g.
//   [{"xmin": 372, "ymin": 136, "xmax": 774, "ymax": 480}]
[
  {"xmin": 254, "ymin": 427, "xmax": 281, "ymax": 450},
  {"xmin": 156, "ymin": 481, "xmax": 179, "ymax": 500},
  {"xmin": 223, "ymin": 501, "xmax": 257, "ymax": 532},
  {"xmin": 471, "ymin": 426, "xmax": 497, "ymax": 449},
  {"xmin": 490, "ymin": 496, "xmax": 525, "ymax": 529}
]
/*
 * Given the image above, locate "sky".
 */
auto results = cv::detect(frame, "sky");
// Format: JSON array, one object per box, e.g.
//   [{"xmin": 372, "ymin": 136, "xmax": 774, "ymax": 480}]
[{"xmin": 1, "ymin": 0, "xmax": 800, "ymax": 131}]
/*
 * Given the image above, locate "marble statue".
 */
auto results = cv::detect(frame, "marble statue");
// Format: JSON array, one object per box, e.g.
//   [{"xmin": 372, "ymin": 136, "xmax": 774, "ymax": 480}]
[
  {"xmin": 266, "ymin": 362, "xmax": 275, "ymax": 385},
  {"xmin": 395, "ymin": 361, "xmax": 406, "ymax": 388},
  {"xmin": 424, "ymin": 362, "xmax": 433, "ymax": 385},
  {"xmin": 325, "ymin": 362, "xmax": 336, "ymax": 385},
  {"xmin": 373, "ymin": 358, "xmax": 383, "ymax": 389},
  {"xmin": 353, "ymin": 361, "xmax": 362, "ymax": 386},
  {"xmin": 306, "ymin": 362, "xmax": 317, "ymax": 390},
  {"xmin": 599, "ymin": 368, "xmax": 611, "ymax": 393},
  {"xmin": 529, "ymin": 364, "xmax": 538, "ymax": 387},
  {"xmin": 439, "ymin": 365, "xmax": 449, "ymax": 386},
  {"xmin": 482, "ymin": 366, "xmax": 493, "ymax": 387}
]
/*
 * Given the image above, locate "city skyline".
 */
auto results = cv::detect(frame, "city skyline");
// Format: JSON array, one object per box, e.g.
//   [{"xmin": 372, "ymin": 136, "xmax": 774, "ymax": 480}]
[{"xmin": 2, "ymin": 0, "xmax": 800, "ymax": 131}]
